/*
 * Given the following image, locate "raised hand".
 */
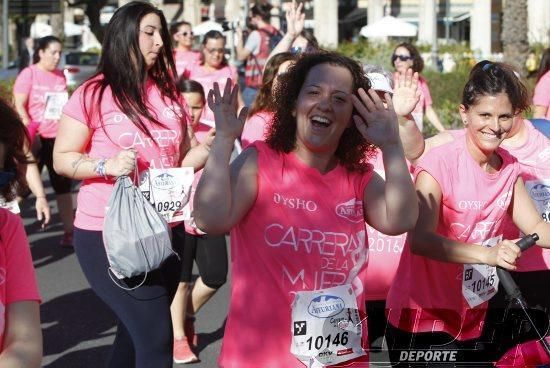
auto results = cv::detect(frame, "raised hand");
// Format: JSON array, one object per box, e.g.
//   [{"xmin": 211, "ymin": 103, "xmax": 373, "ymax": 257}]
[
  {"xmin": 352, "ymin": 88, "xmax": 399, "ymax": 148},
  {"xmin": 105, "ymin": 149, "xmax": 137, "ymax": 177},
  {"xmin": 207, "ymin": 78, "xmax": 248, "ymax": 141},
  {"xmin": 285, "ymin": 0, "xmax": 305, "ymax": 38},
  {"xmin": 392, "ymin": 68, "xmax": 420, "ymax": 117}
]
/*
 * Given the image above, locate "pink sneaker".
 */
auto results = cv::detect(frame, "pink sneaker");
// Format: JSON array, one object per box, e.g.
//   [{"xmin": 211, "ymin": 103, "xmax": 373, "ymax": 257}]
[
  {"xmin": 173, "ymin": 337, "xmax": 198, "ymax": 364},
  {"xmin": 185, "ymin": 317, "xmax": 198, "ymax": 347},
  {"xmin": 60, "ymin": 231, "xmax": 74, "ymax": 247}
]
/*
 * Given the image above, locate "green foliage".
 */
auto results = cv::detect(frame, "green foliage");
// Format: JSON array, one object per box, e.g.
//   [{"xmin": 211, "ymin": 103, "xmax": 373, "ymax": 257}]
[
  {"xmin": 0, "ymin": 78, "xmax": 15, "ymax": 103},
  {"xmin": 338, "ymin": 39, "xmax": 398, "ymax": 71}
]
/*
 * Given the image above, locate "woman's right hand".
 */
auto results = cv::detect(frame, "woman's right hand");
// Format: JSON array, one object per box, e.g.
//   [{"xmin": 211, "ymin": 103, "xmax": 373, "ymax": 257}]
[
  {"xmin": 484, "ymin": 240, "xmax": 521, "ymax": 270},
  {"xmin": 208, "ymin": 79, "xmax": 248, "ymax": 141},
  {"xmin": 285, "ymin": 0, "xmax": 305, "ymax": 39},
  {"xmin": 105, "ymin": 149, "xmax": 137, "ymax": 177}
]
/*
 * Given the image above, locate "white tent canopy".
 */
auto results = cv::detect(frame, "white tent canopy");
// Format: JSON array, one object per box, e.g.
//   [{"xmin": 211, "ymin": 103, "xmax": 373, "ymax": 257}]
[
  {"xmin": 193, "ymin": 20, "xmax": 224, "ymax": 37},
  {"xmin": 360, "ymin": 15, "xmax": 417, "ymax": 38}
]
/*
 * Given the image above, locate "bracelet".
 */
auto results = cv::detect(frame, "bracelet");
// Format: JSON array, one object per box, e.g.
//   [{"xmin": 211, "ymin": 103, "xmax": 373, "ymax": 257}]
[{"xmin": 95, "ymin": 159, "xmax": 108, "ymax": 179}]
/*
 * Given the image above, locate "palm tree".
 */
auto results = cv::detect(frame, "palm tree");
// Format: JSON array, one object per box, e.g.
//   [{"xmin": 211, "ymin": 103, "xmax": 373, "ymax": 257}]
[{"xmin": 501, "ymin": 0, "xmax": 529, "ymax": 76}]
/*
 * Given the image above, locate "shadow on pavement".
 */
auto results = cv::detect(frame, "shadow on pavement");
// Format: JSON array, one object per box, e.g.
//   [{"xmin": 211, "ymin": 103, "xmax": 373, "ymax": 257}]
[
  {"xmin": 28, "ymin": 229, "xmax": 76, "ymax": 269},
  {"xmin": 196, "ymin": 318, "xmax": 226, "ymax": 354},
  {"xmin": 42, "ymin": 345, "xmax": 112, "ymax": 368},
  {"xmin": 41, "ymin": 288, "xmax": 116, "ymax": 356}
]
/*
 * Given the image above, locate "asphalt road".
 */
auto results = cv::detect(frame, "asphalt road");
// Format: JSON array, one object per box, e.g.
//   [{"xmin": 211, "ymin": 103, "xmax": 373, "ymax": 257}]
[{"xmin": 23, "ymin": 189, "xmax": 229, "ymax": 368}]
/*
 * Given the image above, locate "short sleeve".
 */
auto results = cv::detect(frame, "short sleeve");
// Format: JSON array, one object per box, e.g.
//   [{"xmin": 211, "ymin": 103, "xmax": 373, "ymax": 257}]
[
  {"xmin": 533, "ymin": 71, "xmax": 550, "ymax": 107},
  {"xmin": 1, "ymin": 210, "xmax": 41, "ymax": 304},
  {"xmin": 12, "ymin": 67, "xmax": 33, "ymax": 95},
  {"xmin": 414, "ymin": 146, "xmax": 449, "ymax": 196},
  {"xmin": 420, "ymin": 78, "xmax": 433, "ymax": 107},
  {"xmin": 244, "ymin": 31, "xmax": 261, "ymax": 55},
  {"xmin": 62, "ymin": 83, "xmax": 93, "ymax": 127}
]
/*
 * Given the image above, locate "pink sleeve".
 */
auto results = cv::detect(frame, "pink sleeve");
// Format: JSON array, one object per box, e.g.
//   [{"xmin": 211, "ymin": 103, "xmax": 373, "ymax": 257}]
[
  {"xmin": 2, "ymin": 210, "xmax": 41, "ymax": 304},
  {"xmin": 62, "ymin": 83, "xmax": 94, "ymax": 127},
  {"xmin": 231, "ymin": 66, "xmax": 238, "ymax": 82},
  {"xmin": 533, "ymin": 71, "xmax": 550, "ymax": 107},
  {"xmin": 12, "ymin": 67, "xmax": 33, "ymax": 94},
  {"xmin": 420, "ymin": 78, "xmax": 433, "ymax": 107},
  {"xmin": 414, "ymin": 147, "xmax": 448, "ymax": 194}
]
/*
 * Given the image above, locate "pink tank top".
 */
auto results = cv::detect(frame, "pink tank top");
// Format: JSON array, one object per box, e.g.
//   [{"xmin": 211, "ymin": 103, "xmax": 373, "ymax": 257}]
[
  {"xmin": 219, "ymin": 141, "xmax": 373, "ymax": 367},
  {"xmin": 387, "ymin": 133, "xmax": 520, "ymax": 341},
  {"xmin": 240, "ymin": 110, "xmax": 273, "ymax": 149}
]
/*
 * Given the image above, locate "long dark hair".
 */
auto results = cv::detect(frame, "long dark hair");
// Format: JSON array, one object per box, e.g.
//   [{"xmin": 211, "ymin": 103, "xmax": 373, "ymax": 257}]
[
  {"xmin": 462, "ymin": 61, "xmax": 530, "ymax": 114},
  {"xmin": 32, "ymin": 35, "xmax": 61, "ymax": 64},
  {"xmin": 266, "ymin": 51, "xmax": 374, "ymax": 172},
  {"xmin": 0, "ymin": 98, "xmax": 31, "ymax": 200},
  {"xmin": 248, "ymin": 52, "xmax": 298, "ymax": 116},
  {"xmin": 392, "ymin": 42, "xmax": 424, "ymax": 73},
  {"xmin": 83, "ymin": 1, "xmax": 183, "ymax": 141},
  {"xmin": 536, "ymin": 48, "xmax": 550, "ymax": 83}
]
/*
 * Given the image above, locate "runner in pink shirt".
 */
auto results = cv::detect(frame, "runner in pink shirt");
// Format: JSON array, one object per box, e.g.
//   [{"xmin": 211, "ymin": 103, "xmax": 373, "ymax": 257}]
[
  {"xmin": 532, "ymin": 49, "xmax": 550, "ymax": 119},
  {"xmin": 391, "ymin": 42, "xmax": 446, "ymax": 133},
  {"xmin": 385, "ymin": 61, "xmax": 550, "ymax": 366},
  {"xmin": 182, "ymin": 30, "xmax": 243, "ymax": 126},
  {"xmin": 0, "ymin": 99, "xmax": 42, "ymax": 367},
  {"xmin": 52, "ymin": 3, "xmax": 211, "ymax": 367},
  {"xmin": 241, "ymin": 52, "xmax": 298, "ymax": 148},
  {"xmin": 170, "ymin": 21, "xmax": 201, "ymax": 77},
  {"xmin": 195, "ymin": 52, "xmax": 419, "ymax": 367},
  {"xmin": 13, "ymin": 35, "xmax": 73, "ymax": 245}
]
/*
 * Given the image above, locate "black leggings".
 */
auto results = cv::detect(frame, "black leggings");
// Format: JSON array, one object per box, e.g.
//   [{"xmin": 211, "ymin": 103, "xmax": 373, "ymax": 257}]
[
  {"xmin": 36, "ymin": 137, "xmax": 72, "ymax": 194},
  {"xmin": 385, "ymin": 323, "xmax": 493, "ymax": 367},
  {"xmin": 73, "ymin": 228, "xmax": 184, "ymax": 368},
  {"xmin": 176, "ymin": 226, "xmax": 228, "ymax": 288}
]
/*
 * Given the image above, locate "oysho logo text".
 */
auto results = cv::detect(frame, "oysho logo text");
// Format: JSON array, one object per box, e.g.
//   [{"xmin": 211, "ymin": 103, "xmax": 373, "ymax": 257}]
[{"xmin": 273, "ymin": 193, "xmax": 318, "ymax": 212}]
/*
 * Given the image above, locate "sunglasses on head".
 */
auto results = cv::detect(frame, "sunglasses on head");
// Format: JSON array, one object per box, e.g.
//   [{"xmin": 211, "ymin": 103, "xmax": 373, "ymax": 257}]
[{"xmin": 392, "ymin": 54, "xmax": 413, "ymax": 62}]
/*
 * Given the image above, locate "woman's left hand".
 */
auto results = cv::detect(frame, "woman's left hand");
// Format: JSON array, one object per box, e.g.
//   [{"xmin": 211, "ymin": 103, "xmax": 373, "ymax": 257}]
[
  {"xmin": 392, "ymin": 69, "xmax": 420, "ymax": 117},
  {"xmin": 352, "ymin": 88, "xmax": 399, "ymax": 148},
  {"xmin": 35, "ymin": 197, "xmax": 51, "ymax": 228}
]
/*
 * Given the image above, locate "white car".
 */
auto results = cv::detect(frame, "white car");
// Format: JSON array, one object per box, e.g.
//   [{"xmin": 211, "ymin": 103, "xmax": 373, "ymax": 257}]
[{"xmin": 61, "ymin": 51, "xmax": 99, "ymax": 88}]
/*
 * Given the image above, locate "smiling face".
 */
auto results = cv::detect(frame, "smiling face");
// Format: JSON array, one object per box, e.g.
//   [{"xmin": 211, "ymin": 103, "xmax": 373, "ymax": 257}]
[
  {"xmin": 294, "ymin": 63, "xmax": 354, "ymax": 155},
  {"xmin": 138, "ymin": 12, "xmax": 164, "ymax": 69},
  {"xmin": 460, "ymin": 92, "xmax": 515, "ymax": 155},
  {"xmin": 174, "ymin": 23, "xmax": 193, "ymax": 49},
  {"xmin": 38, "ymin": 42, "xmax": 62, "ymax": 71},
  {"xmin": 392, "ymin": 46, "xmax": 414, "ymax": 74},
  {"xmin": 202, "ymin": 38, "xmax": 225, "ymax": 69}
]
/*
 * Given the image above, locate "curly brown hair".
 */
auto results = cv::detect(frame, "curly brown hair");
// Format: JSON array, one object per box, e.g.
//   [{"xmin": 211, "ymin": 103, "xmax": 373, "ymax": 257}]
[
  {"xmin": 265, "ymin": 51, "xmax": 376, "ymax": 172},
  {"xmin": 0, "ymin": 97, "xmax": 31, "ymax": 201}
]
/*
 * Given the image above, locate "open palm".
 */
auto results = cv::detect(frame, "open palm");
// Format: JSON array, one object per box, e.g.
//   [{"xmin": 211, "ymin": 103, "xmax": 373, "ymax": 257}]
[
  {"xmin": 392, "ymin": 69, "xmax": 420, "ymax": 117},
  {"xmin": 207, "ymin": 78, "xmax": 248, "ymax": 141}
]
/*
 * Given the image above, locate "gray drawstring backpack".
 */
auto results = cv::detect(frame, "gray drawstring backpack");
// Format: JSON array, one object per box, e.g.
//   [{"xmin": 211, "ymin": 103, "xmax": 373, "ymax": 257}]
[{"xmin": 103, "ymin": 175, "xmax": 177, "ymax": 289}]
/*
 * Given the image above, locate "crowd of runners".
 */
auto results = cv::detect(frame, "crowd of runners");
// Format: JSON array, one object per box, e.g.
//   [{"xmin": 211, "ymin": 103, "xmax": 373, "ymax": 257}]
[{"xmin": 0, "ymin": 0, "xmax": 549, "ymax": 367}]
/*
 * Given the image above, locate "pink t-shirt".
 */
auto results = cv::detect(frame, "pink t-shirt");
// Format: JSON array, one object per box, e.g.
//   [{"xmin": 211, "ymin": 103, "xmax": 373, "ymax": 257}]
[
  {"xmin": 183, "ymin": 63, "xmax": 237, "ymax": 125},
  {"xmin": 220, "ymin": 141, "xmax": 373, "ymax": 367},
  {"xmin": 386, "ymin": 133, "xmax": 520, "ymax": 341},
  {"xmin": 173, "ymin": 50, "xmax": 201, "ymax": 77},
  {"xmin": 533, "ymin": 70, "xmax": 550, "ymax": 119},
  {"xmin": 184, "ymin": 122, "xmax": 211, "ymax": 235},
  {"xmin": 0, "ymin": 208, "xmax": 41, "ymax": 349},
  {"xmin": 63, "ymin": 76, "xmax": 186, "ymax": 231},
  {"xmin": 13, "ymin": 64, "xmax": 67, "ymax": 138},
  {"xmin": 240, "ymin": 110, "xmax": 273, "ymax": 149},
  {"xmin": 364, "ymin": 150, "xmax": 410, "ymax": 301},
  {"xmin": 446, "ymin": 123, "xmax": 550, "ymax": 271},
  {"xmin": 411, "ymin": 76, "xmax": 433, "ymax": 132}
]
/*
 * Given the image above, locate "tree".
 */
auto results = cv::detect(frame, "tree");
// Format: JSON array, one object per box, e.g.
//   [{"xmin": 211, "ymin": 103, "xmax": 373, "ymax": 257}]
[
  {"xmin": 67, "ymin": 0, "xmax": 109, "ymax": 43},
  {"xmin": 501, "ymin": 0, "xmax": 528, "ymax": 76}
]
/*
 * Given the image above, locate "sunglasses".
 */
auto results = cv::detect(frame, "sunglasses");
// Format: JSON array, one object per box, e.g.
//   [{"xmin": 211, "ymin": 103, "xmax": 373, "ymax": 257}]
[
  {"xmin": 392, "ymin": 54, "xmax": 413, "ymax": 62},
  {"xmin": 179, "ymin": 31, "xmax": 194, "ymax": 37}
]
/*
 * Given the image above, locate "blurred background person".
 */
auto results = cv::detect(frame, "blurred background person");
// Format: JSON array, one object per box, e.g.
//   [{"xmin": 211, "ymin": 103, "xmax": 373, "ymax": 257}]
[
  {"xmin": 170, "ymin": 21, "xmax": 200, "ymax": 78},
  {"xmin": 533, "ymin": 48, "xmax": 550, "ymax": 119},
  {"xmin": 13, "ymin": 35, "xmax": 74, "ymax": 247},
  {"xmin": 391, "ymin": 42, "xmax": 446, "ymax": 133},
  {"xmin": 18, "ymin": 37, "xmax": 34, "ymax": 73}
]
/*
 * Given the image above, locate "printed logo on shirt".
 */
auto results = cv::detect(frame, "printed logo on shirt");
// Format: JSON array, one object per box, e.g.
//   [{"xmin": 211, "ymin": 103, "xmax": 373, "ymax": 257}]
[
  {"xmin": 450, "ymin": 221, "xmax": 497, "ymax": 242},
  {"xmin": 308, "ymin": 295, "xmax": 345, "ymax": 318},
  {"xmin": 496, "ymin": 190, "xmax": 513, "ymax": 210},
  {"xmin": 335, "ymin": 199, "xmax": 364, "ymax": 223},
  {"xmin": 457, "ymin": 200, "xmax": 487, "ymax": 210},
  {"xmin": 293, "ymin": 321, "xmax": 307, "ymax": 335},
  {"xmin": 162, "ymin": 106, "xmax": 182, "ymax": 120},
  {"xmin": 273, "ymin": 193, "xmax": 318, "ymax": 212}
]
